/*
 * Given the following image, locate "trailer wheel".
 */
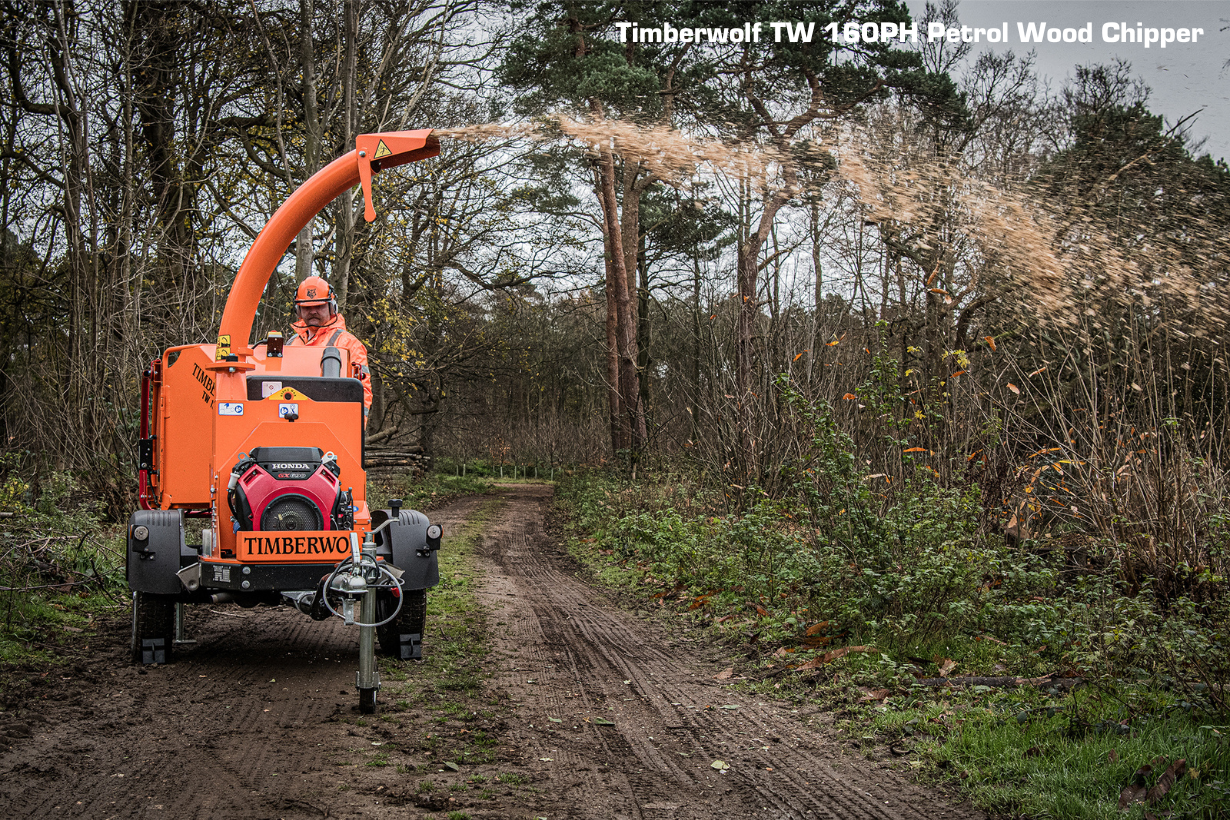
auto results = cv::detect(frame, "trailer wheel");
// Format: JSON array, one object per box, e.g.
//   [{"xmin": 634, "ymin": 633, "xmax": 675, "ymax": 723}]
[
  {"xmin": 131, "ymin": 591, "xmax": 175, "ymax": 664},
  {"xmin": 377, "ymin": 587, "xmax": 426, "ymax": 658}
]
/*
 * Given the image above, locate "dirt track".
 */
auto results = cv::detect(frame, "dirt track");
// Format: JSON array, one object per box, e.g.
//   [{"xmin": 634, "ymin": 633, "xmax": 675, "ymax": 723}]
[{"xmin": 0, "ymin": 485, "xmax": 984, "ymax": 819}]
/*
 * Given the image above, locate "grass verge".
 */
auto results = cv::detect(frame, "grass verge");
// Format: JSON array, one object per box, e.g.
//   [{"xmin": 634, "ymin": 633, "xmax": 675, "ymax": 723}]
[
  {"xmin": 556, "ymin": 470, "xmax": 1230, "ymax": 820},
  {"xmin": 375, "ymin": 493, "xmax": 503, "ymax": 764},
  {"xmin": 0, "ymin": 471, "xmax": 128, "ymax": 667}
]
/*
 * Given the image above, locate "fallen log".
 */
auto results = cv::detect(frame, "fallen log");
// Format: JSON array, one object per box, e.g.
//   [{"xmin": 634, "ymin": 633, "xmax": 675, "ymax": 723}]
[{"xmin": 363, "ymin": 453, "xmax": 432, "ymax": 469}]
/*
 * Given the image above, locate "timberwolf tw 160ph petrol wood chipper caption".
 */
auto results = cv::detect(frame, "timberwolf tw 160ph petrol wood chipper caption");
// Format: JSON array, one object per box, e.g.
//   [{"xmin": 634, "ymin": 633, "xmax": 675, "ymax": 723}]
[{"xmin": 127, "ymin": 131, "xmax": 441, "ymax": 714}]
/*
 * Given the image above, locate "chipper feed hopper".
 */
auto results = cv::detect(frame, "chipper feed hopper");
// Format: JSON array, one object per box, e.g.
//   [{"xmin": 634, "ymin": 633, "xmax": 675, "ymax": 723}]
[{"xmin": 128, "ymin": 131, "xmax": 441, "ymax": 714}]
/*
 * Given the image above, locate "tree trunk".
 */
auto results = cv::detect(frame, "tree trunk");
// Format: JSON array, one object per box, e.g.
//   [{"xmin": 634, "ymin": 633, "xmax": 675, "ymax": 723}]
[
  {"xmin": 295, "ymin": 0, "xmax": 319, "ymax": 284},
  {"xmin": 691, "ymin": 251, "xmax": 702, "ymax": 443},
  {"xmin": 591, "ymin": 104, "xmax": 643, "ymax": 458},
  {"xmin": 615, "ymin": 154, "xmax": 647, "ymax": 450},
  {"xmin": 334, "ymin": 0, "xmax": 357, "ymax": 308},
  {"xmin": 636, "ymin": 233, "xmax": 651, "ymax": 430},
  {"xmin": 735, "ymin": 239, "xmax": 758, "ymax": 476},
  {"xmin": 734, "ymin": 192, "xmax": 789, "ymax": 480},
  {"xmin": 128, "ymin": 0, "xmax": 195, "ymax": 301},
  {"xmin": 600, "ymin": 205, "xmax": 624, "ymax": 453},
  {"xmin": 811, "ymin": 200, "xmax": 823, "ymax": 311},
  {"xmin": 623, "ymin": 164, "xmax": 651, "ymax": 445}
]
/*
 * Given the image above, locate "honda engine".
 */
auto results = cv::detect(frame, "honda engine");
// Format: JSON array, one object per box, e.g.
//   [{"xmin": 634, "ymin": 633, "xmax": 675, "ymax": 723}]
[{"xmin": 227, "ymin": 446, "xmax": 353, "ymax": 532}]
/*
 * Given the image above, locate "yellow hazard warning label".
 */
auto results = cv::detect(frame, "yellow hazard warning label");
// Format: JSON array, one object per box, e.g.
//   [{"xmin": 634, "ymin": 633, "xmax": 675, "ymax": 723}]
[
  {"xmin": 266, "ymin": 385, "xmax": 310, "ymax": 402},
  {"xmin": 216, "ymin": 335, "xmax": 231, "ymax": 360},
  {"xmin": 373, "ymin": 140, "xmax": 392, "ymax": 160}
]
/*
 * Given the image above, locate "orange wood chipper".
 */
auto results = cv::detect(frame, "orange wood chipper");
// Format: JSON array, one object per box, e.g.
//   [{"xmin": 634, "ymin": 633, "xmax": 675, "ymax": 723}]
[{"xmin": 128, "ymin": 131, "xmax": 440, "ymax": 714}]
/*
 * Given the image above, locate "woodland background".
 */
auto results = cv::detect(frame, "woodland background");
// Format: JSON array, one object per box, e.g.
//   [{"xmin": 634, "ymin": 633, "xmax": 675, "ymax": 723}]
[
  {"xmin": 4, "ymin": 4, "xmax": 1230, "ymax": 811},
  {"xmin": 1, "ymin": 0, "xmax": 1229, "ymax": 593}
]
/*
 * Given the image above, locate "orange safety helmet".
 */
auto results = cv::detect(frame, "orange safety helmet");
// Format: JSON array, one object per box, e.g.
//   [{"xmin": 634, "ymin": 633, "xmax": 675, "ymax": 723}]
[{"xmin": 294, "ymin": 275, "xmax": 337, "ymax": 317}]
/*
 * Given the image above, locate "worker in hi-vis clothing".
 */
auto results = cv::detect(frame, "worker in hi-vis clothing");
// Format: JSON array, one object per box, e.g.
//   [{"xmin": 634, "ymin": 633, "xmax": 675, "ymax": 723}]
[{"xmin": 287, "ymin": 275, "xmax": 373, "ymax": 415}]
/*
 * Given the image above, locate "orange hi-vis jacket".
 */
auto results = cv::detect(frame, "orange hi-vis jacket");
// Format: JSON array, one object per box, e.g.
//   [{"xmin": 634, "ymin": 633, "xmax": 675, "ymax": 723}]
[{"xmin": 287, "ymin": 314, "xmax": 372, "ymax": 413}]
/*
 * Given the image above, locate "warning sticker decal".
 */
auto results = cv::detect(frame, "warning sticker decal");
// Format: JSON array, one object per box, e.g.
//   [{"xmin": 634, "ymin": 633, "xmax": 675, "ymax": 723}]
[
  {"xmin": 373, "ymin": 140, "xmax": 392, "ymax": 160},
  {"xmin": 266, "ymin": 386, "xmax": 309, "ymax": 401}
]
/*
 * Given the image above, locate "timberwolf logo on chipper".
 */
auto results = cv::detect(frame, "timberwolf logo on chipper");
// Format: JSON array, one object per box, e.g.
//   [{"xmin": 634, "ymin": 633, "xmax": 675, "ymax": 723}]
[{"xmin": 243, "ymin": 535, "xmax": 349, "ymax": 556}]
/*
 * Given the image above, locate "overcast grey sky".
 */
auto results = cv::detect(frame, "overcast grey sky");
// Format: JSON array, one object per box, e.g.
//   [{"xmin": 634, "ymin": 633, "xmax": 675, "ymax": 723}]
[{"xmin": 904, "ymin": 0, "xmax": 1230, "ymax": 161}]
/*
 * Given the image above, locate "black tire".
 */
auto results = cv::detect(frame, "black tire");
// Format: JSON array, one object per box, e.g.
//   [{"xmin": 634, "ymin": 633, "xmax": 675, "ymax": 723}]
[
  {"xmin": 377, "ymin": 587, "xmax": 427, "ymax": 656},
  {"xmin": 130, "ymin": 591, "xmax": 175, "ymax": 664},
  {"xmin": 358, "ymin": 687, "xmax": 377, "ymax": 714}
]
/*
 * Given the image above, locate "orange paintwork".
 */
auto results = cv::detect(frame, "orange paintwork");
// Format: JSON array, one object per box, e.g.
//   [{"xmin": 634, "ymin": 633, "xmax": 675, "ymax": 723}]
[
  {"xmin": 205, "ymin": 343, "xmax": 372, "ymax": 559},
  {"xmin": 147, "ymin": 344, "xmax": 220, "ymax": 509},
  {"xmin": 150, "ymin": 345, "xmax": 363, "ymax": 513},
  {"xmin": 144, "ymin": 131, "xmax": 438, "ymax": 561}
]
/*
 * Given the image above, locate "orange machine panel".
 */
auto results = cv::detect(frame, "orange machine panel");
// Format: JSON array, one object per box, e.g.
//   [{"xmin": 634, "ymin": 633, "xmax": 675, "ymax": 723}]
[
  {"xmin": 206, "ymin": 344, "xmax": 370, "ymax": 559},
  {"xmin": 152, "ymin": 344, "xmax": 219, "ymax": 509}
]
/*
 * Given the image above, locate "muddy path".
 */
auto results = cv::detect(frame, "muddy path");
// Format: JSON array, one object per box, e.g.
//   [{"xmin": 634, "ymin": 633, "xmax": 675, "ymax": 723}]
[{"xmin": 0, "ymin": 486, "xmax": 983, "ymax": 819}]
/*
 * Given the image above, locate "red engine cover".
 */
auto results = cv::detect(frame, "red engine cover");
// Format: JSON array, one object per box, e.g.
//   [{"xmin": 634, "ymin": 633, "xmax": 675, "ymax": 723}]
[{"xmin": 236, "ymin": 465, "xmax": 342, "ymax": 530}]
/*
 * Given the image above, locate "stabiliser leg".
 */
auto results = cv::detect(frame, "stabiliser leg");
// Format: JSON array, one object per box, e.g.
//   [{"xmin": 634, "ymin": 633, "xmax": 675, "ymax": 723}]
[{"xmin": 356, "ymin": 586, "xmax": 380, "ymax": 714}]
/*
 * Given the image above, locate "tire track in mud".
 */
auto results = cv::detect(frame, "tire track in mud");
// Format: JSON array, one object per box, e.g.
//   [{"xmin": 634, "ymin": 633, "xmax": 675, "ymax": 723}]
[
  {"xmin": 479, "ymin": 484, "xmax": 984, "ymax": 820},
  {"xmin": 0, "ymin": 492, "xmax": 489, "ymax": 820},
  {"xmin": 3, "ymin": 603, "xmax": 360, "ymax": 819}
]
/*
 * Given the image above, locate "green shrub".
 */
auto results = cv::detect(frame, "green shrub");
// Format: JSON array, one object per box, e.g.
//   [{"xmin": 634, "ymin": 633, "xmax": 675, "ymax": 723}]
[
  {"xmin": 558, "ymin": 380, "xmax": 1230, "ymax": 705},
  {"xmin": 0, "ymin": 464, "xmax": 125, "ymax": 662}
]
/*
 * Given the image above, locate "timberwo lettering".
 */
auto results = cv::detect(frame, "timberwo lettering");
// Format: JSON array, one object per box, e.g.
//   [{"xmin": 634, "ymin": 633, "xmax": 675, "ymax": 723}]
[{"xmin": 243, "ymin": 535, "xmax": 349, "ymax": 556}]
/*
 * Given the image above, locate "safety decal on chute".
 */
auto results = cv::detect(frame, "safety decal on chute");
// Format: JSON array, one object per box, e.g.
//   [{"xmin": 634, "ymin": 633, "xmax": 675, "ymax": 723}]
[
  {"xmin": 216, "ymin": 334, "xmax": 231, "ymax": 360},
  {"xmin": 373, "ymin": 140, "xmax": 393, "ymax": 160}
]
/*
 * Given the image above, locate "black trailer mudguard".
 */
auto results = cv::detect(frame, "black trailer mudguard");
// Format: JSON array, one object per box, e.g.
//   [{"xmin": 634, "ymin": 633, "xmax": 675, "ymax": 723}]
[
  {"xmin": 373, "ymin": 509, "xmax": 440, "ymax": 591},
  {"xmin": 127, "ymin": 510, "xmax": 195, "ymax": 595}
]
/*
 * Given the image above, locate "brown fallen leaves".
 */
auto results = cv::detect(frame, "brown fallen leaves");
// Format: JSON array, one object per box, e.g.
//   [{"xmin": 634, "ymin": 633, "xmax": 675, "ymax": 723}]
[
  {"xmin": 859, "ymin": 688, "xmax": 892, "ymax": 704},
  {"xmin": 1117, "ymin": 757, "xmax": 1186, "ymax": 811}
]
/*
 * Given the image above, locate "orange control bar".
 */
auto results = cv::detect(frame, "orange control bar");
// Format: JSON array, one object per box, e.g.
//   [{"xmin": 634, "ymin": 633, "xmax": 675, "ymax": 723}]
[{"xmin": 217, "ymin": 130, "xmax": 439, "ymax": 354}]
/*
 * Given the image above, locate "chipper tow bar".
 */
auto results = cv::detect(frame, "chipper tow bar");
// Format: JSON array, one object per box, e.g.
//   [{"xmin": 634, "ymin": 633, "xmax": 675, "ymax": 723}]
[{"xmin": 284, "ymin": 506, "xmax": 443, "ymax": 712}]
